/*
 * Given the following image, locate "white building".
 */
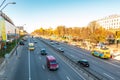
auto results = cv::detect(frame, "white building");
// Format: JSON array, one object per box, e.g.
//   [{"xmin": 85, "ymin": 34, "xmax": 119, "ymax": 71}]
[
  {"xmin": 0, "ymin": 12, "xmax": 19, "ymax": 41},
  {"xmin": 97, "ymin": 14, "xmax": 120, "ymax": 29}
]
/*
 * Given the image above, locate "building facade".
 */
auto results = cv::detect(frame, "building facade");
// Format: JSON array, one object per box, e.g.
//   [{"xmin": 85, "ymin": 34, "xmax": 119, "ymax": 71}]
[
  {"xmin": 0, "ymin": 12, "xmax": 18, "ymax": 49},
  {"xmin": 97, "ymin": 14, "xmax": 120, "ymax": 29}
]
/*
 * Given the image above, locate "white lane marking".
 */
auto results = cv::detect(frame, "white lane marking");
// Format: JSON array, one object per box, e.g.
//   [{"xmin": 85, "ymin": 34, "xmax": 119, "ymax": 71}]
[
  {"xmin": 28, "ymin": 49, "xmax": 31, "ymax": 80},
  {"xmin": 70, "ymin": 54, "xmax": 76, "ymax": 58},
  {"xmin": 28, "ymin": 39, "xmax": 31, "ymax": 80},
  {"xmin": 0, "ymin": 70, "xmax": 5, "ymax": 75},
  {"xmin": 66, "ymin": 76, "xmax": 71, "ymax": 80},
  {"xmin": 104, "ymin": 73, "xmax": 115, "ymax": 80},
  {"xmin": 103, "ymin": 61, "xmax": 120, "ymax": 69},
  {"xmin": 39, "ymin": 56, "xmax": 41, "ymax": 60},
  {"xmin": 42, "ymin": 65, "xmax": 45, "ymax": 70},
  {"xmin": 61, "ymin": 58, "xmax": 86, "ymax": 80},
  {"xmin": 117, "ymin": 71, "xmax": 120, "ymax": 74},
  {"xmin": 92, "ymin": 60, "xmax": 98, "ymax": 64},
  {"xmin": 75, "ymin": 49, "xmax": 120, "ymax": 69},
  {"xmin": 37, "ymin": 51, "xmax": 39, "ymax": 54}
]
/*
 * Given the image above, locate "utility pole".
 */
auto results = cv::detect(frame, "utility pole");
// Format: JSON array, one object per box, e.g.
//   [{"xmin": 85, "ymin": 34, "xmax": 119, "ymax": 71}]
[{"xmin": 15, "ymin": 28, "xmax": 18, "ymax": 55}]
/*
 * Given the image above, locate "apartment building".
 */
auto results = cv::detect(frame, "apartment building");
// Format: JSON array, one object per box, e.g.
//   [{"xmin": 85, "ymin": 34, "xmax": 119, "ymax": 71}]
[{"xmin": 97, "ymin": 14, "xmax": 120, "ymax": 29}]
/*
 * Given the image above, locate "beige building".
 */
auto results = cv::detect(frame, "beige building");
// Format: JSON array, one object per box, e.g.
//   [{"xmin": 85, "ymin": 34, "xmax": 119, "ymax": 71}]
[{"xmin": 97, "ymin": 14, "xmax": 120, "ymax": 29}]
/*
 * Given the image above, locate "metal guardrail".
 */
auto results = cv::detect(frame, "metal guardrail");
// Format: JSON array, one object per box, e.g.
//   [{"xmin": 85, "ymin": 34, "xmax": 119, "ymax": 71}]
[{"xmin": 38, "ymin": 38, "xmax": 109, "ymax": 80}]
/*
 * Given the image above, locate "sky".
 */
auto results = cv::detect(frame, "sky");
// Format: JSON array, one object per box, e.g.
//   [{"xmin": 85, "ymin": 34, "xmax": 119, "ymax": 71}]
[{"xmin": 0, "ymin": 0, "xmax": 120, "ymax": 33}]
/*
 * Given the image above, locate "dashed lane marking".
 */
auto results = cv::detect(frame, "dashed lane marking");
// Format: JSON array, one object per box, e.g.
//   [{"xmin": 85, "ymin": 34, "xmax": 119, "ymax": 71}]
[
  {"xmin": 104, "ymin": 73, "xmax": 115, "ymax": 80},
  {"xmin": 66, "ymin": 76, "xmax": 71, "ymax": 80},
  {"xmin": 39, "ymin": 56, "xmax": 41, "ymax": 60},
  {"xmin": 42, "ymin": 65, "xmax": 45, "ymax": 70}
]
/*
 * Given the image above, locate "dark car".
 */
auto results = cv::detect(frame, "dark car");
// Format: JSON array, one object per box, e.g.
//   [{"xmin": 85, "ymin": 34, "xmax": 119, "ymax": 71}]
[
  {"xmin": 34, "ymin": 40, "xmax": 37, "ymax": 43},
  {"xmin": 55, "ymin": 42, "xmax": 59, "ymax": 45},
  {"xmin": 77, "ymin": 59, "xmax": 89, "ymax": 67},
  {"xmin": 57, "ymin": 47, "xmax": 64, "ymax": 52},
  {"xmin": 19, "ymin": 41, "xmax": 24, "ymax": 45},
  {"xmin": 41, "ymin": 48, "xmax": 47, "ymax": 55}
]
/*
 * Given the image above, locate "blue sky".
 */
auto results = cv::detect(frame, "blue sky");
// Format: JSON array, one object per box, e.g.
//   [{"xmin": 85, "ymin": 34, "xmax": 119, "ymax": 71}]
[{"xmin": 0, "ymin": 0, "xmax": 120, "ymax": 33}]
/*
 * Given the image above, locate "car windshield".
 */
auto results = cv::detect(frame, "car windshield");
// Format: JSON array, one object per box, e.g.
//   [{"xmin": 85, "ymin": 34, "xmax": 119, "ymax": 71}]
[
  {"xmin": 29, "ymin": 46, "xmax": 33, "ymax": 48},
  {"xmin": 50, "ymin": 60, "xmax": 57, "ymax": 64},
  {"xmin": 59, "ymin": 47, "xmax": 63, "ymax": 50},
  {"xmin": 81, "ymin": 59, "xmax": 88, "ymax": 62}
]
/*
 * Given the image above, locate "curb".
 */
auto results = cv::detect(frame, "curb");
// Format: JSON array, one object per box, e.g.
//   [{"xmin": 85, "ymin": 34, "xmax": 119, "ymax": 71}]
[
  {"xmin": 0, "ymin": 60, "xmax": 6, "ymax": 72},
  {"xmin": 0, "ymin": 45, "xmax": 18, "ymax": 73}
]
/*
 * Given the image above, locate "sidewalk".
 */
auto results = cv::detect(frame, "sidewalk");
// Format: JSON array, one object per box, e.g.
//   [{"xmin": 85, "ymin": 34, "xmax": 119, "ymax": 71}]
[
  {"xmin": 107, "ymin": 44, "xmax": 120, "ymax": 60},
  {"xmin": 0, "ymin": 45, "xmax": 22, "ymax": 80}
]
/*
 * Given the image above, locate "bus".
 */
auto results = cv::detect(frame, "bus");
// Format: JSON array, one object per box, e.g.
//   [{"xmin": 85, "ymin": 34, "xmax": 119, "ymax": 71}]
[
  {"xmin": 46, "ymin": 55, "xmax": 59, "ymax": 70},
  {"xmin": 91, "ymin": 46, "xmax": 112, "ymax": 59},
  {"xmin": 28, "ymin": 43, "xmax": 35, "ymax": 50}
]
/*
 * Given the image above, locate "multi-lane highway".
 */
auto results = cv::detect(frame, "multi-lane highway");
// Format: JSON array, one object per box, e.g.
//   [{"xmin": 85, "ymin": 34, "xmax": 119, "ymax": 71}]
[
  {"xmin": 1, "ymin": 37, "xmax": 120, "ymax": 80},
  {"xmin": 59, "ymin": 41, "xmax": 120, "ymax": 80},
  {"xmin": 4, "ymin": 37, "xmax": 90, "ymax": 80},
  {"xmin": 41, "ymin": 38, "xmax": 120, "ymax": 80}
]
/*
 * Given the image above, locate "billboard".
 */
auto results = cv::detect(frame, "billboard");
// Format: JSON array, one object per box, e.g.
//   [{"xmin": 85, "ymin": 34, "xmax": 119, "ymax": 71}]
[
  {"xmin": 0, "ymin": 16, "xmax": 6, "ymax": 41},
  {"xmin": 0, "ymin": 19, "xmax": 1, "ymax": 41},
  {"xmin": 5, "ymin": 20, "xmax": 17, "ymax": 41}
]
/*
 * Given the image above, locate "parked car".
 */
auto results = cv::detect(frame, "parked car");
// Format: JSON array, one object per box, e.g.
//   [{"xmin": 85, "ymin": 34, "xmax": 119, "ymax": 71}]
[
  {"xmin": 41, "ymin": 48, "xmax": 47, "ymax": 55},
  {"xmin": 77, "ymin": 59, "xmax": 89, "ymax": 67}
]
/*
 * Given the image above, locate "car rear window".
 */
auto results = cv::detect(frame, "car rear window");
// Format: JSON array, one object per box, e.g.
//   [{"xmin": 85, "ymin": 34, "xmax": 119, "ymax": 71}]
[{"xmin": 50, "ymin": 60, "xmax": 57, "ymax": 64}]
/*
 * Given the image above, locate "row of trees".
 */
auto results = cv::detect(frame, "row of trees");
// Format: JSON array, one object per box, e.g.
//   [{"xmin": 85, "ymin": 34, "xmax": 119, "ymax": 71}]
[{"xmin": 32, "ymin": 21, "xmax": 114, "ymax": 43}]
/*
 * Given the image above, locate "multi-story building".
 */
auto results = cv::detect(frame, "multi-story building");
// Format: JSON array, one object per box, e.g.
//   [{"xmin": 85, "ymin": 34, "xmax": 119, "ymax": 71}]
[
  {"xmin": 0, "ymin": 12, "xmax": 19, "ymax": 49},
  {"xmin": 97, "ymin": 14, "xmax": 120, "ymax": 29},
  {"xmin": 0, "ymin": 12, "xmax": 19, "ymax": 41},
  {"xmin": 17, "ymin": 26, "xmax": 27, "ymax": 36}
]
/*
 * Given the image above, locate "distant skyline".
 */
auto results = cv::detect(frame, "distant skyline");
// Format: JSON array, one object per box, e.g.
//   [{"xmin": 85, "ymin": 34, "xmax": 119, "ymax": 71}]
[{"xmin": 0, "ymin": 0, "xmax": 120, "ymax": 33}]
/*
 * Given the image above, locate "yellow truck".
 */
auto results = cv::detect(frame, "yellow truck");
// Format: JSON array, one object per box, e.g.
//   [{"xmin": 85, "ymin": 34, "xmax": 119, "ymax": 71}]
[
  {"xmin": 28, "ymin": 43, "xmax": 35, "ymax": 50},
  {"xmin": 91, "ymin": 47, "xmax": 112, "ymax": 59}
]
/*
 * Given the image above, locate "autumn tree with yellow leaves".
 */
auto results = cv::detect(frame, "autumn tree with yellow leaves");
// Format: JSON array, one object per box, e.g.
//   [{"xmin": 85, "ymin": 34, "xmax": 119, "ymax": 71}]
[{"xmin": 32, "ymin": 21, "xmax": 114, "ymax": 43}]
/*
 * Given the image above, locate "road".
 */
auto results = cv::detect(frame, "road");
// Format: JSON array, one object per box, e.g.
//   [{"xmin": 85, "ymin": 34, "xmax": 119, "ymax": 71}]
[
  {"xmin": 43, "ymin": 38, "xmax": 120, "ymax": 80},
  {"xmin": 4, "ymin": 37, "xmax": 88, "ymax": 80}
]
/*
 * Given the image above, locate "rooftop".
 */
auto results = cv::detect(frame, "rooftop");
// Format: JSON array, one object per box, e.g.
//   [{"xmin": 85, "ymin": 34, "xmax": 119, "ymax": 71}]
[{"xmin": 0, "ymin": 12, "xmax": 14, "ymax": 25}]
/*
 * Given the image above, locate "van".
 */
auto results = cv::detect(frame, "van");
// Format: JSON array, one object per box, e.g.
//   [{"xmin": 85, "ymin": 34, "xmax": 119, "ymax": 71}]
[
  {"xmin": 46, "ymin": 55, "xmax": 59, "ymax": 70},
  {"xmin": 28, "ymin": 43, "xmax": 34, "ymax": 50}
]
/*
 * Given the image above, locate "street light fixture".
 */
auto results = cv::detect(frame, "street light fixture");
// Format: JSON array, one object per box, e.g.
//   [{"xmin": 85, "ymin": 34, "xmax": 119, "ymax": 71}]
[
  {"xmin": 0, "ymin": 2, "xmax": 16, "ymax": 11},
  {"xmin": 0, "ymin": 1, "xmax": 16, "ymax": 56},
  {"xmin": 0, "ymin": 0, "xmax": 6, "ymax": 8}
]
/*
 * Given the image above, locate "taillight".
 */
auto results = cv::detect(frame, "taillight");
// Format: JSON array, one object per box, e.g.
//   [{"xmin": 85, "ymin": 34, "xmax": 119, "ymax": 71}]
[{"xmin": 110, "ymin": 55, "xmax": 112, "ymax": 58}]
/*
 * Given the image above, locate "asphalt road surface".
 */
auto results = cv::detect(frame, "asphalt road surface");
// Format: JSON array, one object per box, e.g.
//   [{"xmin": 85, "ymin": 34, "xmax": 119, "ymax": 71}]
[
  {"xmin": 45, "ymin": 38, "xmax": 120, "ymax": 80},
  {"xmin": 5, "ymin": 37, "xmax": 87, "ymax": 80}
]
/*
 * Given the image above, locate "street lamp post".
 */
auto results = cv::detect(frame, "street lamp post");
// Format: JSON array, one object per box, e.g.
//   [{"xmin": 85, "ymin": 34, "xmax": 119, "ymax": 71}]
[
  {"xmin": 0, "ymin": 2, "xmax": 16, "ymax": 56},
  {"xmin": 15, "ymin": 28, "xmax": 18, "ymax": 55},
  {"xmin": 0, "ymin": 0, "xmax": 6, "ymax": 8},
  {"xmin": 0, "ymin": 2, "xmax": 16, "ymax": 11}
]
